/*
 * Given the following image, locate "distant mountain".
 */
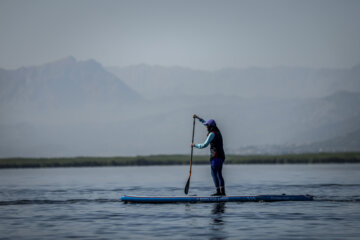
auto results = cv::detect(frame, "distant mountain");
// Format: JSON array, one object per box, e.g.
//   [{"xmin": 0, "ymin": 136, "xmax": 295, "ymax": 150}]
[
  {"xmin": 108, "ymin": 64, "xmax": 360, "ymax": 99},
  {"xmin": 298, "ymin": 128, "xmax": 360, "ymax": 153},
  {"xmin": 283, "ymin": 91, "xmax": 360, "ymax": 144},
  {"xmin": 237, "ymin": 128, "xmax": 360, "ymax": 154},
  {"xmin": 0, "ymin": 56, "xmax": 141, "ymax": 113},
  {"xmin": 1, "ymin": 58, "xmax": 360, "ymax": 157}
]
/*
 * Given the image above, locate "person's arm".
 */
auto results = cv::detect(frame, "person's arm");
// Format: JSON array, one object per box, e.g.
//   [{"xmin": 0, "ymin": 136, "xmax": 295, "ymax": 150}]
[
  {"xmin": 193, "ymin": 114, "xmax": 206, "ymax": 124},
  {"xmin": 194, "ymin": 132, "xmax": 215, "ymax": 149}
]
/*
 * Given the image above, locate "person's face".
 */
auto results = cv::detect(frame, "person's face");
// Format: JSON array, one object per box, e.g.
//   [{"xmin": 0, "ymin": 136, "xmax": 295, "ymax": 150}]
[{"xmin": 206, "ymin": 125, "xmax": 210, "ymax": 131}]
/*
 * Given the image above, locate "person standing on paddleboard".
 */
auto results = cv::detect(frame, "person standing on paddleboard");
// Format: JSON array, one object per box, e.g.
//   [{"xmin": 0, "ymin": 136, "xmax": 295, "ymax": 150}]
[{"xmin": 191, "ymin": 114, "xmax": 226, "ymax": 196}]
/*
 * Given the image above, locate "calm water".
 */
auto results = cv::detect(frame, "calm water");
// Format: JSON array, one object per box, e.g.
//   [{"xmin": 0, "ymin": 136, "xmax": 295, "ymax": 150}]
[{"xmin": 0, "ymin": 164, "xmax": 359, "ymax": 239}]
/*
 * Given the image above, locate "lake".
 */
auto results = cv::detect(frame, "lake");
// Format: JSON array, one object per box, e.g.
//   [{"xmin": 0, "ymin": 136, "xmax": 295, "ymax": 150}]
[{"xmin": 0, "ymin": 164, "xmax": 359, "ymax": 239}]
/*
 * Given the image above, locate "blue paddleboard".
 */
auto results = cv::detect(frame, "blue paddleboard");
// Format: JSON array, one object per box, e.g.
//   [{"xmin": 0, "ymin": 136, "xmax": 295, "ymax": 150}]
[{"xmin": 121, "ymin": 194, "xmax": 314, "ymax": 203}]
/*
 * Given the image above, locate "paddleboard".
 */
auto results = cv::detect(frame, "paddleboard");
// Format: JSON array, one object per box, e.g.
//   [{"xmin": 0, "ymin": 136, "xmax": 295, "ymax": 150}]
[{"xmin": 121, "ymin": 194, "xmax": 314, "ymax": 203}]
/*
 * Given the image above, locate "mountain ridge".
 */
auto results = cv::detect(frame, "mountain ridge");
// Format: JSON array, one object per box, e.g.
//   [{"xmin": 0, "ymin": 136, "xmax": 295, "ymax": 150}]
[
  {"xmin": 0, "ymin": 57, "xmax": 142, "ymax": 112},
  {"xmin": 1, "ymin": 58, "xmax": 359, "ymax": 157},
  {"xmin": 108, "ymin": 64, "xmax": 360, "ymax": 99}
]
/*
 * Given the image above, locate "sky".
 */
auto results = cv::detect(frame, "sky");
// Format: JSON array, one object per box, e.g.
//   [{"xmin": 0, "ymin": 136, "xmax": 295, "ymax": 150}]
[{"xmin": 0, "ymin": 0, "xmax": 359, "ymax": 70}]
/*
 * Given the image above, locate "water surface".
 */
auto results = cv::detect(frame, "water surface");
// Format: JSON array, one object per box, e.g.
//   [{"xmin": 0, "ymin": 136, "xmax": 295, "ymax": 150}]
[{"xmin": 1, "ymin": 164, "xmax": 359, "ymax": 239}]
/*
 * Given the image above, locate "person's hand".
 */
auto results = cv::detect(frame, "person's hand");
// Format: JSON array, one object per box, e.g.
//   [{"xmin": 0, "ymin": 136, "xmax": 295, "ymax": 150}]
[
  {"xmin": 191, "ymin": 143, "xmax": 195, "ymax": 147},
  {"xmin": 193, "ymin": 114, "xmax": 198, "ymax": 119}
]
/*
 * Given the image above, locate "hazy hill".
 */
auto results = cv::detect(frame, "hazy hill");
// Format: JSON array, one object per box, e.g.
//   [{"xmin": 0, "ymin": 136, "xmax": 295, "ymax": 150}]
[
  {"xmin": 0, "ymin": 56, "xmax": 141, "ymax": 114},
  {"xmin": 108, "ymin": 64, "xmax": 360, "ymax": 99},
  {"xmin": 295, "ymin": 129, "xmax": 360, "ymax": 153},
  {"xmin": 0, "ymin": 58, "xmax": 359, "ymax": 157}
]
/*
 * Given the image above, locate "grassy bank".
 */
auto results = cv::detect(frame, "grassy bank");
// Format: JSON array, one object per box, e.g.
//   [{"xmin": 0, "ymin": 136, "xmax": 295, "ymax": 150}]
[{"xmin": 0, "ymin": 153, "xmax": 360, "ymax": 168}]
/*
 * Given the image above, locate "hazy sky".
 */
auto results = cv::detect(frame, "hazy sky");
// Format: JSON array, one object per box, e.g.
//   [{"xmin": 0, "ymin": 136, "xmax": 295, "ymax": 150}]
[{"xmin": 1, "ymin": 0, "xmax": 359, "ymax": 70}]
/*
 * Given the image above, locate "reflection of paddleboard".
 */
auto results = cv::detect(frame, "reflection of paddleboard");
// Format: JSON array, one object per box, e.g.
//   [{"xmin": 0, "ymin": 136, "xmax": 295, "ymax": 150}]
[{"xmin": 121, "ymin": 194, "xmax": 314, "ymax": 203}]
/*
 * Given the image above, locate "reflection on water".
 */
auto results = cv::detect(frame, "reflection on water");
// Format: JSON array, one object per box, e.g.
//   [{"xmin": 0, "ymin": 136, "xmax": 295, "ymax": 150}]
[
  {"xmin": 210, "ymin": 203, "xmax": 227, "ymax": 240},
  {"xmin": 212, "ymin": 202, "xmax": 226, "ymax": 224}
]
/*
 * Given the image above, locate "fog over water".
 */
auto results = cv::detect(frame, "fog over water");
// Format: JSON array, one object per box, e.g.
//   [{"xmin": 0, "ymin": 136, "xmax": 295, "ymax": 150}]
[{"xmin": 0, "ymin": 1, "xmax": 359, "ymax": 157}]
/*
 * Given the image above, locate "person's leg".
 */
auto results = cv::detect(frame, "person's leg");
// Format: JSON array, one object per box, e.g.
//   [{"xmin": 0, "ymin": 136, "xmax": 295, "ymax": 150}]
[
  {"xmin": 216, "ymin": 160, "xmax": 226, "ymax": 195},
  {"xmin": 211, "ymin": 164, "xmax": 220, "ymax": 188},
  {"xmin": 216, "ymin": 162, "xmax": 225, "ymax": 187},
  {"xmin": 211, "ymin": 160, "xmax": 221, "ymax": 196}
]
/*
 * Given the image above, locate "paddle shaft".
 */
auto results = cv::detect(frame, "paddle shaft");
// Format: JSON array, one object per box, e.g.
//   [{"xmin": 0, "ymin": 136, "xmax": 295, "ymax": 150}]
[
  {"xmin": 184, "ymin": 117, "xmax": 196, "ymax": 194},
  {"xmin": 190, "ymin": 117, "xmax": 196, "ymax": 175}
]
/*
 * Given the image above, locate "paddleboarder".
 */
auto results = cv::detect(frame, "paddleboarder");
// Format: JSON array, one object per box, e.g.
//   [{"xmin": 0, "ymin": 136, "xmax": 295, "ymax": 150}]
[{"xmin": 191, "ymin": 114, "xmax": 226, "ymax": 196}]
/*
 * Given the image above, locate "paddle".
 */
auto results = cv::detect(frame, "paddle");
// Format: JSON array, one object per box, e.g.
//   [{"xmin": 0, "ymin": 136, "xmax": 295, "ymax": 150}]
[{"xmin": 184, "ymin": 116, "xmax": 196, "ymax": 195}]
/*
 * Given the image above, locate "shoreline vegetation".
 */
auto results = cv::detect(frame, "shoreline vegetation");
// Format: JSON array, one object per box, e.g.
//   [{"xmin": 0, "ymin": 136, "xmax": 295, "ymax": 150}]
[{"xmin": 0, "ymin": 153, "xmax": 360, "ymax": 168}]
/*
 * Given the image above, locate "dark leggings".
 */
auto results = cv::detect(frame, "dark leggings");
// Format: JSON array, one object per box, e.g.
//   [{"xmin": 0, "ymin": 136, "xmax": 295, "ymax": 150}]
[{"xmin": 211, "ymin": 158, "xmax": 225, "ymax": 188}]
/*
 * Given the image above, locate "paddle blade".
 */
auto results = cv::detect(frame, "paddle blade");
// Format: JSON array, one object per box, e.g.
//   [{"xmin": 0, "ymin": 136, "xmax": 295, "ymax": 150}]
[{"xmin": 184, "ymin": 176, "xmax": 191, "ymax": 195}]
